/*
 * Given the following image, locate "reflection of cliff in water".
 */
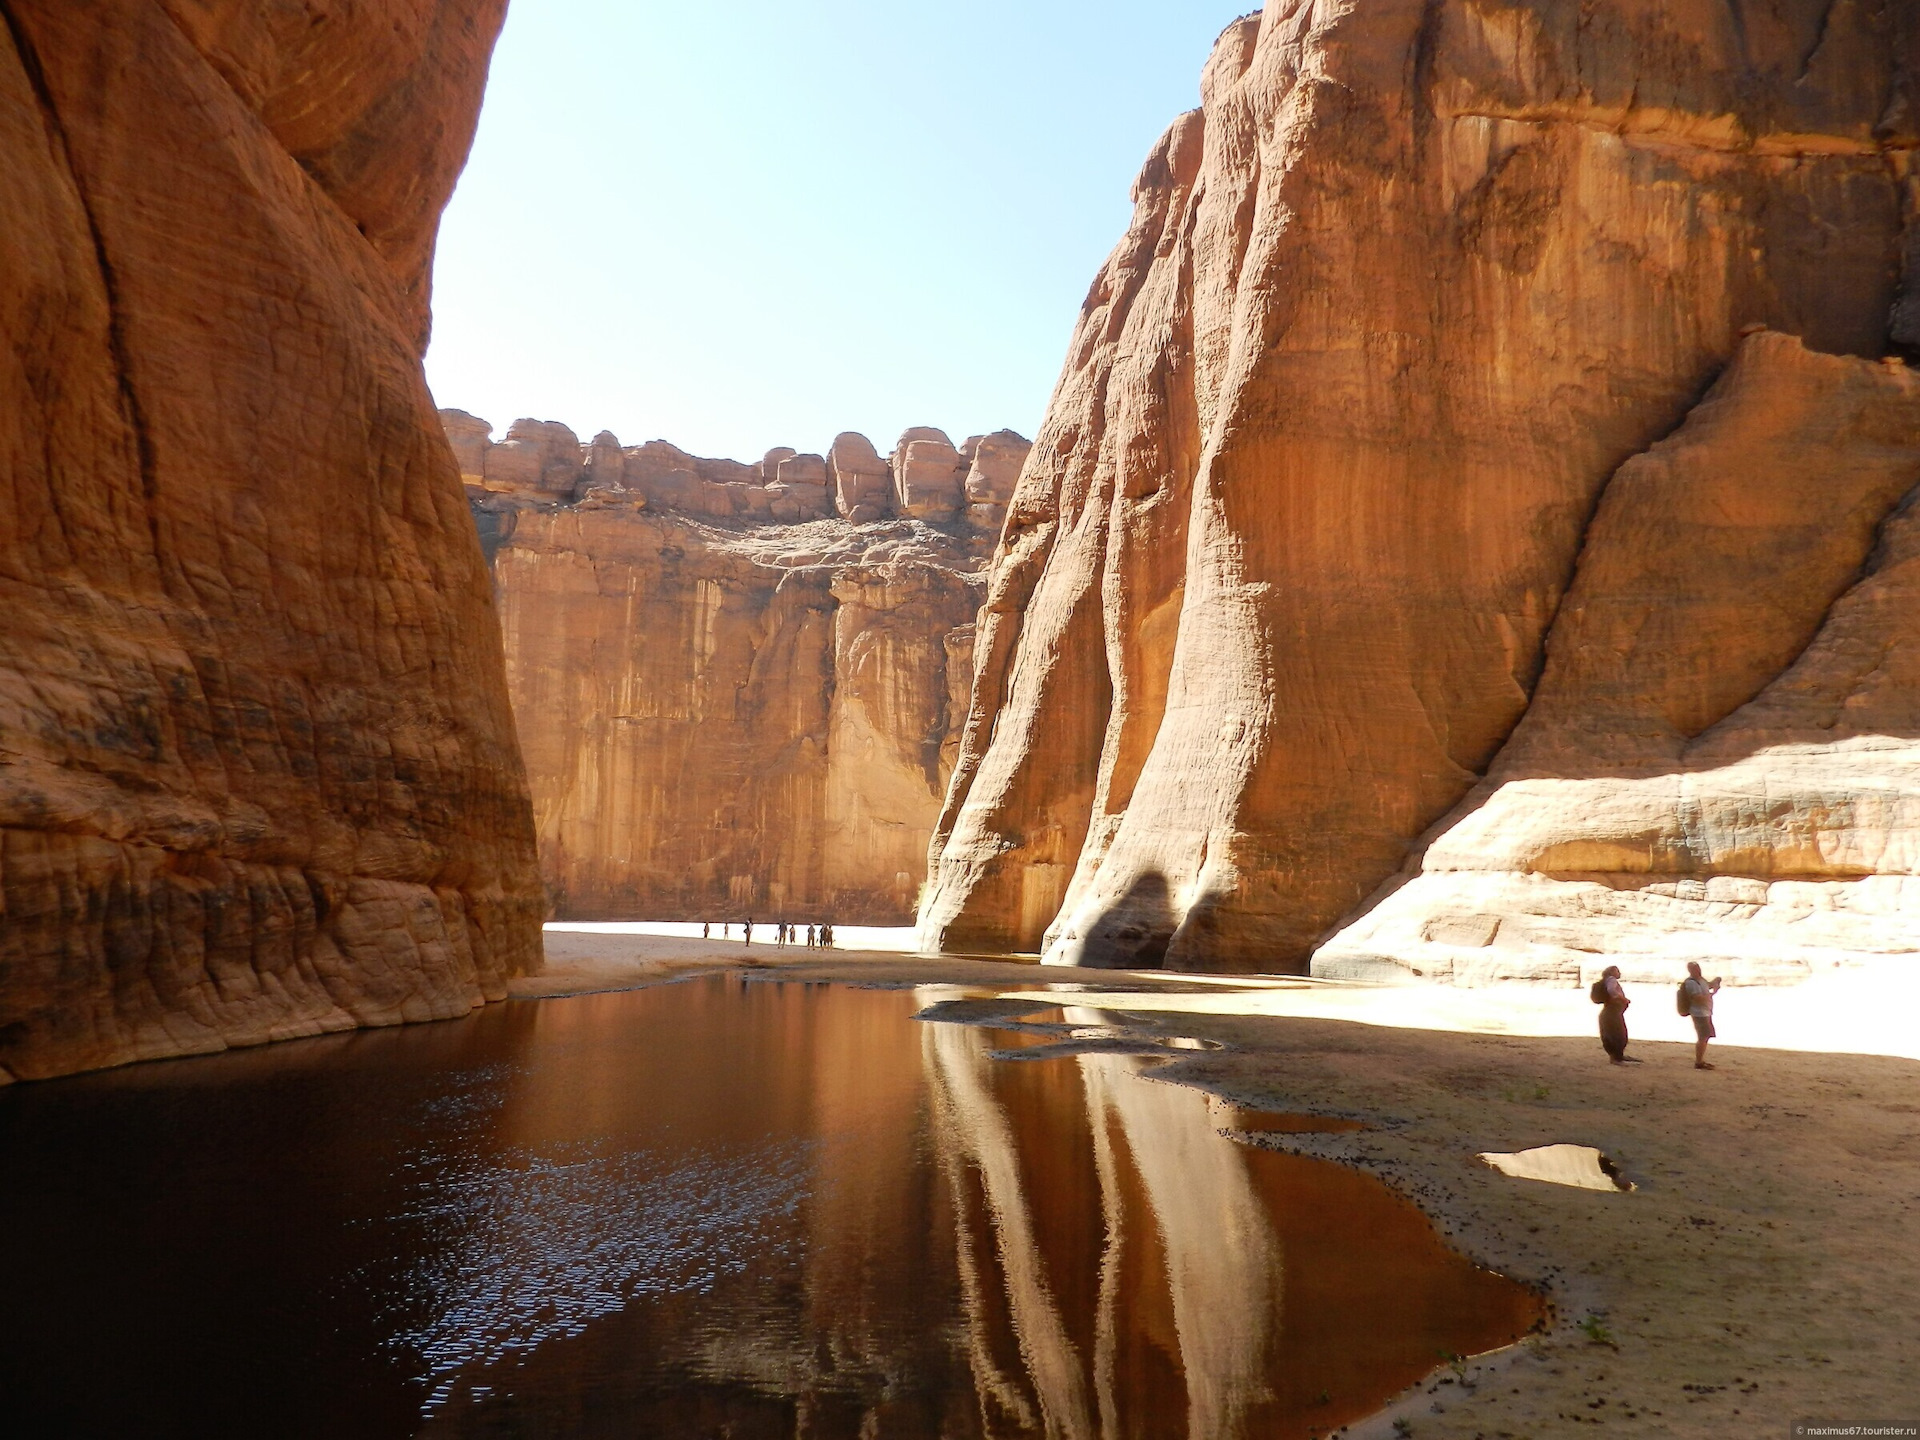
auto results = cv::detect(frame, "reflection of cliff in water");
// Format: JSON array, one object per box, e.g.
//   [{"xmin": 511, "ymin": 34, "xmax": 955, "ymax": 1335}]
[
  {"xmin": 921, "ymin": 1006, "xmax": 1540, "ymax": 1439},
  {"xmin": 2, "ymin": 979, "xmax": 1538, "ymax": 1438},
  {"xmin": 924, "ymin": 1009, "xmax": 1283, "ymax": 1437}
]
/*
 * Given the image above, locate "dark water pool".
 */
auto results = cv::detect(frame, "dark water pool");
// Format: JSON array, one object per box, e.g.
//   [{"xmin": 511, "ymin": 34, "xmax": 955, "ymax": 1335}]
[{"xmin": 0, "ymin": 976, "xmax": 1541, "ymax": 1438}]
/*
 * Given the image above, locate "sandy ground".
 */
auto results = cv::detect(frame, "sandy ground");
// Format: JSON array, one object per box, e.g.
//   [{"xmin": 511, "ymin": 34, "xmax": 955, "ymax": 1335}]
[{"xmin": 522, "ymin": 926, "xmax": 1920, "ymax": 1437}]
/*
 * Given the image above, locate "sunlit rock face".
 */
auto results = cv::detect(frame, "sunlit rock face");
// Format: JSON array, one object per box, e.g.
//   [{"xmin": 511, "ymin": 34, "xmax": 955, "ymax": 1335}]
[
  {"xmin": 0, "ymin": 0, "xmax": 541, "ymax": 1081},
  {"xmin": 1320, "ymin": 336, "xmax": 1920, "ymax": 985},
  {"xmin": 458, "ymin": 418, "xmax": 1030, "ymax": 922},
  {"xmin": 920, "ymin": 0, "xmax": 1918, "ymax": 972}
]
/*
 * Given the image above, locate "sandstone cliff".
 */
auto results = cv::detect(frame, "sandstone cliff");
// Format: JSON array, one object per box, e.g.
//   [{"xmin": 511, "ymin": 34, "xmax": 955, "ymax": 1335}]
[
  {"xmin": 1319, "ymin": 334, "xmax": 1920, "ymax": 985},
  {"xmin": 455, "ymin": 414, "xmax": 1026, "ymax": 923},
  {"xmin": 921, "ymin": 0, "xmax": 1920, "ymax": 977},
  {"xmin": 0, "ymin": 1, "xmax": 541, "ymax": 1081}
]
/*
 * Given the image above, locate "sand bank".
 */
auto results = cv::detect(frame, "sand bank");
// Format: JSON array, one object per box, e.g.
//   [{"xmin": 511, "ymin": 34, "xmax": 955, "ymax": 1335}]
[{"xmin": 519, "ymin": 926, "xmax": 1920, "ymax": 1436}]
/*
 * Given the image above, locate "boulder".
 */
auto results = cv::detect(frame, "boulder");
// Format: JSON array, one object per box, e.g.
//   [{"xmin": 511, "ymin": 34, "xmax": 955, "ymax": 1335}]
[
  {"xmin": 585, "ymin": 430, "xmax": 626, "ymax": 488},
  {"xmin": 829, "ymin": 432, "xmax": 892, "ymax": 520},
  {"xmin": 963, "ymin": 430, "xmax": 1030, "ymax": 534},
  {"xmin": 769, "ymin": 453, "xmax": 832, "ymax": 522},
  {"xmin": 485, "ymin": 419, "xmax": 583, "ymax": 497},
  {"xmin": 440, "ymin": 409, "xmax": 494, "ymax": 482},
  {"xmin": 761, "ymin": 446, "xmax": 798, "ymax": 484},
  {"xmin": 895, "ymin": 436, "xmax": 964, "ymax": 522}
]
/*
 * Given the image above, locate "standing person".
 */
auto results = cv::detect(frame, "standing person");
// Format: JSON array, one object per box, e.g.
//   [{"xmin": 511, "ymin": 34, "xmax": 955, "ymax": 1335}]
[
  {"xmin": 745, "ymin": 917, "xmax": 754, "ymax": 946},
  {"xmin": 1593, "ymin": 965, "xmax": 1636, "ymax": 1064},
  {"xmin": 702, "ymin": 921, "xmax": 709, "ymax": 940},
  {"xmin": 1682, "ymin": 961, "xmax": 1722, "ymax": 1069}
]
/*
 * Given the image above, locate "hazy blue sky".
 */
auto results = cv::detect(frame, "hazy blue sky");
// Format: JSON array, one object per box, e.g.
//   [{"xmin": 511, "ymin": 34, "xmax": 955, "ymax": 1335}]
[{"xmin": 423, "ymin": 2, "xmax": 1253, "ymax": 462}]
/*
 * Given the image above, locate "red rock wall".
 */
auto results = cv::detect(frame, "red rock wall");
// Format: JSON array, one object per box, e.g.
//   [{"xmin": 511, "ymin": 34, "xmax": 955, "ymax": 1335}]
[
  {"xmin": 921, "ymin": 0, "xmax": 1918, "ymax": 970},
  {"xmin": 475, "ymin": 482, "xmax": 989, "ymax": 926},
  {"xmin": 0, "ymin": 0, "xmax": 541, "ymax": 1080},
  {"xmin": 1320, "ymin": 335, "xmax": 1920, "ymax": 985}
]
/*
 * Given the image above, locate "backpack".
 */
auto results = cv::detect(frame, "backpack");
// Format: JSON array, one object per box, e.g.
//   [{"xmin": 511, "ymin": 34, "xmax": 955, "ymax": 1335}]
[
  {"xmin": 1589, "ymin": 978, "xmax": 1609, "ymax": 1005},
  {"xmin": 1676, "ymin": 982, "xmax": 1693, "ymax": 1016}
]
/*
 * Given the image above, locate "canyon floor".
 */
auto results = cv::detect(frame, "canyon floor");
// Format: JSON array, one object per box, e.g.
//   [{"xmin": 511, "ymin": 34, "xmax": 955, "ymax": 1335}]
[{"xmin": 524, "ymin": 926, "xmax": 1920, "ymax": 1438}]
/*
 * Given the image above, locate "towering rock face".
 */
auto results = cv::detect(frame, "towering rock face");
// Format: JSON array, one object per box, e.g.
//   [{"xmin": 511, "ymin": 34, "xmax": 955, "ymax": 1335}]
[
  {"xmin": 0, "ymin": 1, "xmax": 541, "ymax": 1081},
  {"xmin": 459, "ymin": 416, "xmax": 1026, "ymax": 922},
  {"xmin": 1320, "ymin": 336, "xmax": 1920, "ymax": 984},
  {"xmin": 921, "ymin": 0, "xmax": 1918, "ymax": 972}
]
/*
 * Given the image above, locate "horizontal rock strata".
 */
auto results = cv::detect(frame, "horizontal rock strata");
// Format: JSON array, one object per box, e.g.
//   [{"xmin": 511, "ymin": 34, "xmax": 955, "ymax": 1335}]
[
  {"xmin": 0, "ymin": 1, "xmax": 542, "ymax": 1081},
  {"xmin": 920, "ymin": 0, "xmax": 1920, "ymax": 975},
  {"xmin": 457, "ymin": 416, "xmax": 1026, "ymax": 923}
]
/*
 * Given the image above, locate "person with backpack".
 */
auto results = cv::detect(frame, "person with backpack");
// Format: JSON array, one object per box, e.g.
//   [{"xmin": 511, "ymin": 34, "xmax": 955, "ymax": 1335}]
[
  {"xmin": 1590, "ymin": 965, "xmax": 1636, "ymax": 1063},
  {"xmin": 1679, "ymin": 962, "xmax": 1723, "ymax": 1069}
]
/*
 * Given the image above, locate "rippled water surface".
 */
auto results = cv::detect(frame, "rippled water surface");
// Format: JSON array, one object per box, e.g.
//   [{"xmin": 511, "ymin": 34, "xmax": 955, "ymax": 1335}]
[{"xmin": 1, "ymin": 976, "xmax": 1541, "ymax": 1437}]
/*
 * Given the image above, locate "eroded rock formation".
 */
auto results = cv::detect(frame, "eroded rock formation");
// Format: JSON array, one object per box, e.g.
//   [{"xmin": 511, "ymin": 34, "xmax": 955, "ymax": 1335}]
[
  {"xmin": 921, "ymin": 0, "xmax": 1920, "ymax": 978},
  {"xmin": 0, "ymin": 1, "xmax": 541, "ymax": 1081},
  {"xmin": 1320, "ymin": 335, "xmax": 1920, "ymax": 984},
  {"xmin": 457, "ymin": 415, "xmax": 1026, "ymax": 922}
]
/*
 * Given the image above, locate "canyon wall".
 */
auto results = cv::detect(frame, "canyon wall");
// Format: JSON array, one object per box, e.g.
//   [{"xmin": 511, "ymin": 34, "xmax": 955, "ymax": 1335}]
[
  {"xmin": 920, "ymin": 0, "xmax": 1920, "ymax": 979},
  {"xmin": 1318, "ymin": 334, "xmax": 1920, "ymax": 985},
  {"xmin": 0, "ymin": 1, "xmax": 541, "ymax": 1081},
  {"xmin": 456, "ymin": 414, "xmax": 1025, "ymax": 923}
]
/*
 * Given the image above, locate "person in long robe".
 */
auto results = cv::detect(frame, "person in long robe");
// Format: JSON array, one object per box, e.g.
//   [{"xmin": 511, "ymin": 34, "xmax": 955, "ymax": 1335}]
[{"xmin": 1598, "ymin": 965, "xmax": 1636, "ymax": 1063}]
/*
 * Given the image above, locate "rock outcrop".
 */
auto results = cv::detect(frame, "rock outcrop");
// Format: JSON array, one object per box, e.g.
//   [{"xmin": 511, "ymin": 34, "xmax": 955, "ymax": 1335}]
[
  {"xmin": 920, "ymin": 0, "xmax": 1920, "ymax": 977},
  {"xmin": 1319, "ymin": 335, "xmax": 1920, "ymax": 985},
  {"xmin": 0, "ymin": 1, "xmax": 541, "ymax": 1081},
  {"xmin": 457, "ymin": 415, "xmax": 1027, "ymax": 922}
]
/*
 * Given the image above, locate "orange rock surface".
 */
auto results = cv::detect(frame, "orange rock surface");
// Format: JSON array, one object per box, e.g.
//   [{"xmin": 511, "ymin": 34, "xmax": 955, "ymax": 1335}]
[
  {"xmin": 921, "ymin": 0, "xmax": 1918, "ymax": 972},
  {"xmin": 0, "ymin": 0, "xmax": 541, "ymax": 1080},
  {"xmin": 1320, "ymin": 335, "xmax": 1920, "ymax": 984},
  {"xmin": 461, "ymin": 419, "xmax": 1024, "ymax": 923}
]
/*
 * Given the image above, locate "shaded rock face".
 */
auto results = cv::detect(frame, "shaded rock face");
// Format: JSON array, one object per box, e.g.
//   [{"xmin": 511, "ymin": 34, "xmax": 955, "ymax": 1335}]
[
  {"xmin": 0, "ymin": 1, "xmax": 542, "ymax": 1080},
  {"xmin": 459, "ymin": 420, "xmax": 1017, "ymax": 923},
  {"xmin": 1320, "ymin": 336, "xmax": 1920, "ymax": 985},
  {"xmin": 921, "ymin": 0, "xmax": 1919, "ymax": 972}
]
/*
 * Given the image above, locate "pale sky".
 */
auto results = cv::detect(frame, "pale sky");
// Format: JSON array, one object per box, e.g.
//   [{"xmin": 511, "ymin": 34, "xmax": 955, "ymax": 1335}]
[{"xmin": 424, "ymin": 2, "xmax": 1253, "ymax": 463}]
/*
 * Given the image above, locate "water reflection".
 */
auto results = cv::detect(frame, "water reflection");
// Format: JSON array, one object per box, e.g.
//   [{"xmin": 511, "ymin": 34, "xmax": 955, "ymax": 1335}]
[{"xmin": 0, "ymin": 977, "xmax": 1540, "ymax": 1438}]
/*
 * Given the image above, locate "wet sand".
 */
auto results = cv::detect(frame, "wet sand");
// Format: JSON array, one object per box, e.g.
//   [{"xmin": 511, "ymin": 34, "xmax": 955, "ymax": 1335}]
[{"xmin": 520, "ymin": 929, "xmax": 1920, "ymax": 1437}]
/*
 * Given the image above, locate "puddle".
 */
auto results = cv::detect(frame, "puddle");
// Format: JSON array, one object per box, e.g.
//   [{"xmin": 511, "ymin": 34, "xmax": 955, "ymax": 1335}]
[
  {"xmin": 1209, "ymin": 1099, "xmax": 1370, "ymax": 1135},
  {"xmin": 1478, "ymin": 1144, "xmax": 1637, "ymax": 1193},
  {"xmin": 1, "ymin": 976, "xmax": 1543, "ymax": 1437},
  {"xmin": 923, "ymin": 998, "xmax": 1224, "ymax": 1062}
]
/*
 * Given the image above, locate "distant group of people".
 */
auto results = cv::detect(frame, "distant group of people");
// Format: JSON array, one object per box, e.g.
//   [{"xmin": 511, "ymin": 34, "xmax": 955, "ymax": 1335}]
[
  {"xmin": 699, "ymin": 919, "xmax": 835, "ymax": 949},
  {"xmin": 1591, "ymin": 961, "xmax": 1723, "ymax": 1069}
]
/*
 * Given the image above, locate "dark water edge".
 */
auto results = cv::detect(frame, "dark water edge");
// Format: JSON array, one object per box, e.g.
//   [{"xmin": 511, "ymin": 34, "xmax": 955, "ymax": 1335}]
[{"xmin": 0, "ymin": 976, "xmax": 1543, "ymax": 1438}]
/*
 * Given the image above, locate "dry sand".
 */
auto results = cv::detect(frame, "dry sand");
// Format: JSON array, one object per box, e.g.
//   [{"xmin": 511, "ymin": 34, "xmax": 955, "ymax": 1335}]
[{"xmin": 522, "ymin": 926, "xmax": 1920, "ymax": 1437}]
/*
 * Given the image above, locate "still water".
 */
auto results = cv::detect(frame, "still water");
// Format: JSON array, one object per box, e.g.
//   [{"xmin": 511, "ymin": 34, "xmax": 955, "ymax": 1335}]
[{"xmin": 1, "ymin": 976, "xmax": 1541, "ymax": 1438}]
